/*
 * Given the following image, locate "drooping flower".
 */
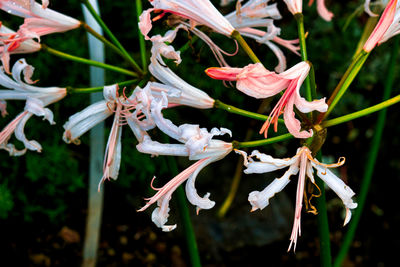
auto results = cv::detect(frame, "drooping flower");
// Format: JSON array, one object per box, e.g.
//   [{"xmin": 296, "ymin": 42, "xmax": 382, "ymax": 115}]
[
  {"xmin": 148, "ymin": 26, "xmax": 215, "ymax": 109},
  {"xmin": 206, "ymin": 61, "xmax": 328, "ymax": 138},
  {"xmin": 136, "ymin": 85, "xmax": 232, "ymax": 231},
  {"xmin": 0, "ymin": 24, "xmax": 41, "ymax": 73},
  {"xmin": 150, "ymin": 91, "xmax": 230, "ymax": 156},
  {"xmin": 139, "ymin": 0, "xmax": 235, "ymax": 40},
  {"xmin": 63, "ymin": 84, "xmax": 158, "ymax": 190},
  {"xmin": 137, "ymin": 138, "xmax": 233, "ymax": 231},
  {"xmin": 0, "ymin": 0, "xmax": 80, "ymax": 71},
  {"xmin": 238, "ymin": 146, "xmax": 357, "ymax": 251},
  {"xmin": 0, "ymin": 58, "xmax": 66, "ymax": 155},
  {"xmin": 224, "ymin": 0, "xmax": 300, "ymax": 72},
  {"xmin": 363, "ymin": 0, "xmax": 399, "ymax": 52}
]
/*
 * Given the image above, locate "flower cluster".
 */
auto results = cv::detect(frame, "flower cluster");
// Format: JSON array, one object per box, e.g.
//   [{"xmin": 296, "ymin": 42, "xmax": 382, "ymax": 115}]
[{"xmin": 7, "ymin": 0, "xmax": 400, "ymax": 254}]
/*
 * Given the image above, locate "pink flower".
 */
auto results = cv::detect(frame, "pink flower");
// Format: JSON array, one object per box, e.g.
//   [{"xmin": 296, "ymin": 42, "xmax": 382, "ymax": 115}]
[
  {"xmin": 0, "ymin": 0, "xmax": 80, "ymax": 71},
  {"xmin": 139, "ymin": 0, "xmax": 235, "ymax": 40},
  {"xmin": 363, "ymin": 0, "xmax": 399, "ymax": 52},
  {"xmin": 308, "ymin": 0, "xmax": 334, "ymax": 21},
  {"xmin": 206, "ymin": 62, "xmax": 328, "ymax": 139},
  {"xmin": 0, "ymin": 24, "xmax": 41, "ymax": 73},
  {"xmin": 239, "ymin": 146, "xmax": 357, "ymax": 251}
]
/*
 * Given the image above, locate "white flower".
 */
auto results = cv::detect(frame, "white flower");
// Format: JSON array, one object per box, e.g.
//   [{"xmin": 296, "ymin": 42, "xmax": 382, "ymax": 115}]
[
  {"xmin": 139, "ymin": 0, "xmax": 235, "ymax": 40},
  {"xmin": 137, "ymin": 139, "xmax": 232, "ymax": 231},
  {"xmin": 0, "ymin": 59, "xmax": 65, "ymax": 155},
  {"xmin": 239, "ymin": 146, "xmax": 357, "ymax": 251},
  {"xmin": 148, "ymin": 26, "xmax": 215, "ymax": 109}
]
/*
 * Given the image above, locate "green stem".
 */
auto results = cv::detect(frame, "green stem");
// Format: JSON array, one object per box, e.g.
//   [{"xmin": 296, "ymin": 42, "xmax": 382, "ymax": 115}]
[
  {"xmin": 233, "ymin": 133, "xmax": 293, "ymax": 149},
  {"xmin": 318, "ymin": 50, "xmax": 370, "ymax": 122},
  {"xmin": 333, "ymin": 36, "xmax": 399, "ymax": 267},
  {"xmin": 82, "ymin": 0, "xmax": 143, "ymax": 74},
  {"xmin": 214, "ymin": 99, "xmax": 284, "ymax": 123},
  {"xmin": 135, "ymin": 0, "xmax": 148, "ymax": 70},
  {"xmin": 41, "ymin": 45, "xmax": 140, "ymax": 77},
  {"xmin": 315, "ymin": 150, "xmax": 332, "ymax": 267},
  {"xmin": 166, "ymin": 156, "xmax": 202, "ymax": 267},
  {"xmin": 81, "ymin": 22, "xmax": 135, "ymax": 64},
  {"xmin": 231, "ymin": 30, "xmax": 261, "ymax": 63},
  {"xmin": 295, "ymin": 13, "xmax": 312, "ymax": 102},
  {"xmin": 322, "ymin": 93, "xmax": 400, "ymax": 128},
  {"xmin": 68, "ymin": 79, "xmax": 138, "ymax": 94}
]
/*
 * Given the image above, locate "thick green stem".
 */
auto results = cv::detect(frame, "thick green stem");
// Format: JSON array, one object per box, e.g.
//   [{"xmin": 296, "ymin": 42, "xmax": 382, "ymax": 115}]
[
  {"xmin": 82, "ymin": 0, "xmax": 143, "ymax": 74},
  {"xmin": 68, "ymin": 79, "xmax": 138, "ymax": 94},
  {"xmin": 315, "ymin": 150, "xmax": 332, "ymax": 267},
  {"xmin": 322, "ymin": 93, "xmax": 400, "ymax": 128},
  {"xmin": 214, "ymin": 99, "xmax": 284, "ymax": 123},
  {"xmin": 318, "ymin": 50, "xmax": 370, "ymax": 122},
  {"xmin": 295, "ymin": 13, "xmax": 313, "ymax": 102},
  {"xmin": 135, "ymin": 0, "xmax": 148, "ymax": 70},
  {"xmin": 41, "ymin": 45, "xmax": 140, "ymax": 77},
  {"xmin": 166, "ymin": 156, "xmax": 202, "ymax": 267},
  {"xmin": 231, "ymin": 30, "xmax": 261, "ymax": 63},
  {"xmin": 81, "ymin": 23, "xmax": 135, "ymax": 64},
  {"xmin": 233, "ymin": 133, "xmax": 293, "ymax": 149},
  {"xmin": 333, "ymin": 36, "xmax": 399, "ymax": 267}
]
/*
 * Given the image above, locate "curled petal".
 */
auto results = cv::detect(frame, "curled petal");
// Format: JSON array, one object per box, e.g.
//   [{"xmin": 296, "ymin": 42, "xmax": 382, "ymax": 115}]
[
  {"xmin": 316, "ymin": 0, "xmax": 334, "ymax": 21},
  {"xmin": 312, "ymin": 163, "xmax": 358, "ymax": 225},
  {"xmin": 244, "ymin": 150, "xmax": 296, "ymax": 174},
  {"xmin": 185, "ymin": 157, "xmax": 216, "ymax": 212},
  {"xmin": 138, "ymin": 8, "xmax": 154, "ymax": 40},
  {"xmin": 136, "ymin": 135, "xmax": 189, "ymax": 157},
  {"xmin": 283, "ymin": 97, "xmax": 313, "ymax": 139},
  {"xmin": 14, "ymin": 112, "xmax": 42, "ymax": 152}
]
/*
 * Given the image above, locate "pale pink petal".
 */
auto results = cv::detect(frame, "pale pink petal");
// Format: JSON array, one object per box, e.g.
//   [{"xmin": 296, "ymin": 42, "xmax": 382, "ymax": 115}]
[
  {"xmin": 363, "ymin": 0, "xmax": 397, "ymax": 52},
  {"xmin": 316, "ymin": 0, "xmax": 334, "ymax": 21},
  {"xmin": 138, "ymin": 8, "xmax": 154, "ymax": 40},
  {"xmin": 205, "ymin": 66, "xmax": 242, "ymax": 81},
  {"xmin": 283, "ymin": 96, "xmax": 313, "ymax": 139},
  {"xmin": 288, "ymin": 148, "xmax": 307, "ymax": 251}
]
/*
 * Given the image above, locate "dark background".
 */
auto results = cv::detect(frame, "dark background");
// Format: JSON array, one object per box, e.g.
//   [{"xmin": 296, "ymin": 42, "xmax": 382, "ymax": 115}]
[{"xmin": 0, "ymin": 0, "xmax": 399, "ymax": 266}]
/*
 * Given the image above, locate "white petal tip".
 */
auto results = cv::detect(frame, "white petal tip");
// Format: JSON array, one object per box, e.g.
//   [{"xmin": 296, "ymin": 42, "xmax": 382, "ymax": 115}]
[{"xmin": 161, "ymin": 225, "xmax": 177, "ymax": 232}]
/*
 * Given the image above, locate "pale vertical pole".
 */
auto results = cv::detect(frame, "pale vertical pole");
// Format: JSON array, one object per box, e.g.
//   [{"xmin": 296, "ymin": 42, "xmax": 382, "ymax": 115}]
[{"xmin": 81, "ymin": 1, "xmax": 105, "ymax": 267}]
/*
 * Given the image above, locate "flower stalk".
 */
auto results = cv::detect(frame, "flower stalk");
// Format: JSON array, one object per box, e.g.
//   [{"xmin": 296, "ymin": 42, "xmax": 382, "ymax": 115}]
[
  {"xmin": 214, "ymin": 99, "xmax": 284, "ymax": 123},
  {"xmin": 82, "ymin": 0, "xmax": 144, "ymax": 74},
  {"xmin": 314, "ymin": 151, "xmax": 332, "ymax": 267},
  {"xmin": 81, "ymin": 22, "xmax": 138, "ymax": 66},
  {"xmin": 41, "ymin": 45, "xmax": 140, "ymax": 77},
  {"xmin": 231, "ymin": 30, "xmax": 261, "ymax": 63},
  {"xmin": 295, "ymin": 13, "xmax": 313, "ymax": 102},
  {"xmin": 67, "ymin": 80, "xmax": 139, "ymax": 94},
  {"xmin": 318, "ymin": 50, "xmax": 370, "ymax": 122},
  {"xmin": 333, "ymin": 36, "xmax": 400, "ymax": 267},
  {"xmin": 135, "ymin": 0, "xmax": 148, "ymax": 70}
]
